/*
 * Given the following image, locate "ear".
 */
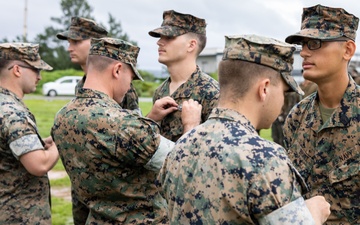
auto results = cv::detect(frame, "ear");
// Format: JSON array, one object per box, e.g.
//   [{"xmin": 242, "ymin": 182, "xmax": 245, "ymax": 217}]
[
  {"xmin": 10, "ymin": 65, "xmax": 22, "ymax": 78},
  {"xmin": 258, "ymin": 78, "xmax": 271, "ymax": 102},
  {"xmin": 112, "ymin": 63, "xmax": 122, "ymax": 79},
  {"xmin": 343, "ymin": 40, "xmax": 356, "ymax": 61},
  {"xmin": 188, "ymin": 39, "xmax": 197, "ymax": 53}
]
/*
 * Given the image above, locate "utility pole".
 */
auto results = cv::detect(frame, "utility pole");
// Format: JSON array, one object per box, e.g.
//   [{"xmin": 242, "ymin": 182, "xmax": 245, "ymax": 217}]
[{"xmin": 23, "ymin": 0, "xmax": 28, "ymax": 42}]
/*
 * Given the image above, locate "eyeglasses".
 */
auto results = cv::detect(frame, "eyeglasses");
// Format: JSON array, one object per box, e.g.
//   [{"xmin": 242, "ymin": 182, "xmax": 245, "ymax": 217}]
[
  {"xmin": 8, "ymin": 64, "xmax": 41, "ymax": 75},
  {"xmin": 299, "ymin": 39, "xmax": 348, "ymax": 50},
  {"xmin": 8, "ymin": 64, "xmax": 40, "ymax": 74}
]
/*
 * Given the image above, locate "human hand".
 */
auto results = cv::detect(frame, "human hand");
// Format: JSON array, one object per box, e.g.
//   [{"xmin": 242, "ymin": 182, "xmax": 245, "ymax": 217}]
[
  {"xmin": 43, "ymin": 136, "xmax": 54, "ymax": 149},
  {"xmin": 147, "ymin": 96, "xmax": 178, "ymax": 122},
  {"xmin": 305, "ymin": 196, "xmax": 330, "ymax": 225},
  {"xmin": 181, "ymin": 99, "xmax": 202, "ymax": 134}
]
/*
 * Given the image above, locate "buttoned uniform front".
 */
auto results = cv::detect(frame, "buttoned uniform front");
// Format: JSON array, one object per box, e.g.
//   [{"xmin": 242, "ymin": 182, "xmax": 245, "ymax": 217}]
[
  {"xmin": 153, "ymin": 66, "xmax": 219, "ymax": 142},
  {"xmin": 283, "ymin": 76, "xmax": 360, "ymax": 224},
  {"xmin": 158, "ymin": 107, "xmax": 317, "ymax": 224},
  {"xmin": 0, "ymin": 88, "xmax": 51, "ymax": 224},
  {"xmin": 51, "ymin": 88, "xmax": 168, "ymax": 224}
]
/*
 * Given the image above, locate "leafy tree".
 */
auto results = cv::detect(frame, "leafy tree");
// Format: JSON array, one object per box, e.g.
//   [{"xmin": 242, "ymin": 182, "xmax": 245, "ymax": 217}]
[
  {"xmin": 106, "ymin": 13, "xmax": 137, "ymax": 46},
  {"xmin": 30, "ymin": 0, "xmax": 136, "ymax": 70}
]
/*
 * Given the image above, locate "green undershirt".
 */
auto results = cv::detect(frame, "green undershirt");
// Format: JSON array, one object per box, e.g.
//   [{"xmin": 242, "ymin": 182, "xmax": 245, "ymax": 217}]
[{"xmin": 319, "ymin": 102, "xmax": 336, "ymax": 122}]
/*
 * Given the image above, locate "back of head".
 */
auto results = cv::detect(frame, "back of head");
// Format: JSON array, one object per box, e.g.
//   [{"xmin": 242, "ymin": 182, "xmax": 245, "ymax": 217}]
[
  {"xmin": 88, "ymin": 37, "xmax": 143, "ymax": 81},
  {"xmin": 57, "ymin": 17, "xmax": 108, "ymax": 41},
  {"xmin": 219, "ymin": 34, "xmax": 304, "ymax": 100},
  {"xmin": 286, "ymin": 4, "xmax": 359, "ymax": 43},
  {"xmin": 0, "ymin": 43, "xmax": 52, "ymax": 71}
]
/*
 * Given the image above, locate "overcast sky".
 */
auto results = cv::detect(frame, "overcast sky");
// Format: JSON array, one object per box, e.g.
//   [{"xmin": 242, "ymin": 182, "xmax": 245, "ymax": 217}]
[{"xmin": 1, "ymin": 0, "xmax": 359, "ymax": 71}]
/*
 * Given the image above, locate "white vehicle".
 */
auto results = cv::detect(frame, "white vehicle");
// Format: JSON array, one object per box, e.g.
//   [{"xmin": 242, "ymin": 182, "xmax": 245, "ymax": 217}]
[{"xmin": 42, "ymin": 76, "xmax": 82, "ymax": 97}]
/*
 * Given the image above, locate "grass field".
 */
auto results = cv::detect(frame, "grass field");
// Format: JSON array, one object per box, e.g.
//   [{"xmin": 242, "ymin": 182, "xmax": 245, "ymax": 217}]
[{"xmin": 24, "ymin": 97, "xmax": 272, "ymax": 224}]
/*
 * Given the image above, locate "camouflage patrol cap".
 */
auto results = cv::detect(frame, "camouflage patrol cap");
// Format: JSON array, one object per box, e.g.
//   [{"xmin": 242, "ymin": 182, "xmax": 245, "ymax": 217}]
[
  {"xmin": 0, "ymin": 43, "xmax": 52, "ymax": 70},
  {"xmin": 57, "ymin": 17, "xmax": 108, "ymax": 41},
  {"xmin": 223, "ymin": 34, "xmax": 304, "ymax": 95},
  {"xmin": 149, "ymin": 10, "xmax": 206, "ymax": 37},
  {"xmin": 286, "ymin": 4, "xmax": 359, "ymax": 43},
  {"xmin": 89, "ymin": 37, "xmax": 143, "ymax": 81}
]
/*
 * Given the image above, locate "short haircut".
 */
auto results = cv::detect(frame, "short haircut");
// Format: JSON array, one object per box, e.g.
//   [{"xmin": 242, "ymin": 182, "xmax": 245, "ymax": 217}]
[
  {"xmin": 218, "ymin": 59, "xmax": 281, "ymax": 102},
  {"xmin": 0, "ymin": 59, "xmax": 12, "ymax": 72},
  {"xmin": 186, "ymin": 32, "xmax": 207, "ymax": 55},
  {"xmin": 87, "ymin": 55, "xmax": 132, "ymax": 73},
  {"xmin": 87, "ymin": 55, "xmax": 117, "ymax": 72}
]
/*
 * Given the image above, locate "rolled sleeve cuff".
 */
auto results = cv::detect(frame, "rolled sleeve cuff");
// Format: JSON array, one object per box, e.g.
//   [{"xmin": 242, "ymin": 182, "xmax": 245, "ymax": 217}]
[
  {"xmin": 144, "ymin": 136, "xmax": 174, "ymax": 172},
  {"xmin": 10, "ymin": 134, "xmax": 44, "ymax": 160},
  {"xmin": 259, "ymin": 197, "xmax": 315, "ymax": 225}
]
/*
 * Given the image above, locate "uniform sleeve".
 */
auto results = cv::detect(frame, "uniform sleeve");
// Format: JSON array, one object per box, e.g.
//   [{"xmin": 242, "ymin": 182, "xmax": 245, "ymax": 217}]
[
  {"xmin": 247, "ymin": 149, "xmax": 304, "ymax": 222},
  {"xmin": 116, "ymin": 114, "xmax": 162, "ymax": 166},
  {"xmin": 144, "ymin": 136, "xmax": 174, "ymax": 171},
  {"xmin": 258, "ymin": 197, "xmax": 315, "ymax": 225},
  {"xmin": 6, "ymin": 113, "xmax": 44, "ymax": 160}
]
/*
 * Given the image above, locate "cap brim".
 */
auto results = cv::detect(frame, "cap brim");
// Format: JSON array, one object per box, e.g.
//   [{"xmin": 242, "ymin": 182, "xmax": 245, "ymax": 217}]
[
  {"xmin": 281, "ymin": 72, "xmax": 304, "ymax": 95},
  {"xmin": 56, "ymin": 31, "xmax": 88, "ymax": 41},
  {"xmin": 24, "ymin": 59, "xmax": 53, "ymax": 71},
  {"xmin": 148, "ymin": 26, "xmax": 186, "ymax": 38},
  {"xmin": 285, "ymin": 29, "xmax": 344, "ymax": 43},
  {"xmin": 130, "ymin": 64, "xmax": 143, "ymax": 81}
]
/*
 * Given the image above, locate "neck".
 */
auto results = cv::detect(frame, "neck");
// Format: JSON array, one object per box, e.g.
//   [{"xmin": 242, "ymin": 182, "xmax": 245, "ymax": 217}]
[
  {"xmin": 83, "ymin": 72, "xmax": 112, "ymax": 98},
  {"xmin": 0, "ymin": 79, "xmax": 24, "ymax": 99},
  {"xmin": 81, "ymin": 64, "xmax": 87, "ymax": 73},
  {"xmin": 166, "ymin": 59, "xmax": 197, "ymax": 83},
  {"xmin": 317, "ymin": 72, "xmax": 349, "ymax": 108},
  {"xmin": 218, "ymin": 96, "xmax": 261, "ymax": 130}
]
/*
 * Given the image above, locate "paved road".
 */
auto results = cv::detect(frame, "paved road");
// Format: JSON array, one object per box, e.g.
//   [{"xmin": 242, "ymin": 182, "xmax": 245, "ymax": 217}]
[{"xmin": 24, "ymin": 94, "xmax": 152, "ymax": 102}]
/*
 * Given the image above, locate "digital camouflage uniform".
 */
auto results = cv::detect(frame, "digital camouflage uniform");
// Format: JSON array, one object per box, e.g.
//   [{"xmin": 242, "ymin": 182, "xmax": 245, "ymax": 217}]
[
  {"xmin": 57, "ymin": 18, "xmax": 141, "ymax": 223},
  {"xmin": 284, "ymin": 77, "xmax": 360, "ymax": 225},
  {"xmin": 153, "ymin": 66, "xmax": 219, "ymax": 142},
  {"xmin": 51, "ymin": 38, "xmax": 168, "ymax": 224},
  {"xmin": 76, "ymin": 77, "xmax": 140, "ymax": 111},
  {"xmin": 58, "ymin": 17, "xmax": 141, "ymax": 113},
  {"xmin": 149, "ymin": 10, "xmax": 219, "ymax": 142},
  {"xmin": 271, "ymin": 92, "xmax": 301, "ymax": 147},
  {"xmin": 158, "ymin": 35, "xmax": 316, "ymax": 224},
  {"xmin": 284, "ymin": 4, "xmax": 360, "ymax": 224},
  {"xmin": 0, "ymin": 43, "xmax": 53, "ymax": 224}
]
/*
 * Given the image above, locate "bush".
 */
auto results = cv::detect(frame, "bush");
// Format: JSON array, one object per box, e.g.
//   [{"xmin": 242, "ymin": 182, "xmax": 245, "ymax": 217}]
[{"xmin": 37, "ymin": 69, "xmax": 161, "ymax": 98}]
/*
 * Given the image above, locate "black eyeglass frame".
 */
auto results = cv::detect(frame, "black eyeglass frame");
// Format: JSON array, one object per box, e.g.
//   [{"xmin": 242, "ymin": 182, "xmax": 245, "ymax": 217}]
[
  {"xmin": 298, "ymin": 39, "xmax": 348, "ymax": 50},
  {"xmin": 7, "ymin": 64, "xmax": 41, "ymax": 74}
]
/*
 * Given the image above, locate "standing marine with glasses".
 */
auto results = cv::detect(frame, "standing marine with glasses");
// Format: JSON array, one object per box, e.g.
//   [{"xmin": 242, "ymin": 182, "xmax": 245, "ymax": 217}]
[
  {"xmin": 0, "ymin": 43, "xmax": 59, "ymax": 224},
  {"xmin": 283, "ymin": 4, "xmax": 360, "ymax": 224}
]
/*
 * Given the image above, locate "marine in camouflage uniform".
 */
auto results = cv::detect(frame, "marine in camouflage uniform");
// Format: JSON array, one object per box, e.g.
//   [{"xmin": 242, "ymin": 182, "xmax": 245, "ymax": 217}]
[
  {"xmin": 284, "ymin": 5, "xmax": 360, "ymax": 224},
  {"xmin": 149, "ymin": 10, "xmax": 219, "ymax": 142},
  {"xmin": 57, "ymin": 17, "xmax": 140, "ymax": 112},
  {"xmin": 0, "ymin": 43, "xmax": 57, "ymax": 224},
  {"xmin": 271, "ymin": 92, "xmax": 301, "ymax": 147},
  {"xmin": 57, "ymin": 17, "xmax": 142, "ymax": 224},
  {"xmin": 51, "ymin": 38, "xmax": 172, "ymax": 224},
  {"xmin": 158, "ymin": 35, "xmax": 329, "ymax": 224}
]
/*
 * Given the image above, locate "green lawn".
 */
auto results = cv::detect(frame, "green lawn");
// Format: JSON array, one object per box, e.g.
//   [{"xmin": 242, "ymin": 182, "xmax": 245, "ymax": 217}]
[{"xmin": 24, "ymin": 97, "xmax": 272, "ymax": 224}]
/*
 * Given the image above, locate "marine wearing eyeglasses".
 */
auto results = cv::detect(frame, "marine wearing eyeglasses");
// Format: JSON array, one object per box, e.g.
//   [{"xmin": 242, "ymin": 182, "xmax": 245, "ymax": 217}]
[
  {"xmin": 0, "ymin": 43, "xmax": 59, "ymax": 224},
  {"xmin": 284, "ymin": 4, "xmax": 360, "ymax": 224},
  {"xmin": 296, "ymin": 38, "xmax": 348, "ymax": 50}
]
